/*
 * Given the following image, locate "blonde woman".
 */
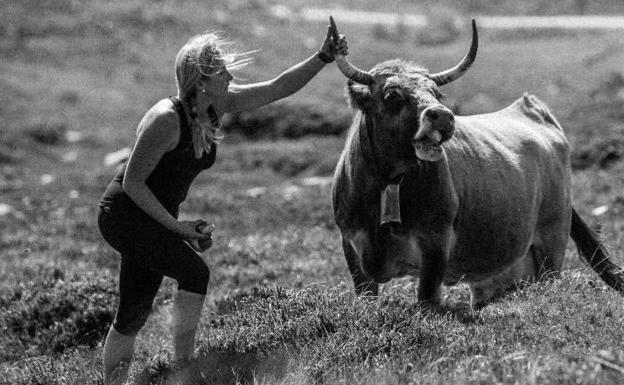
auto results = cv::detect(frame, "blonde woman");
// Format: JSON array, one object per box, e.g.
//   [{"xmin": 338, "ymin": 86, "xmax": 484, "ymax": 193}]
[{"xmin": 98, "ymin": 26, "xmax": 347, "ymax": 384}]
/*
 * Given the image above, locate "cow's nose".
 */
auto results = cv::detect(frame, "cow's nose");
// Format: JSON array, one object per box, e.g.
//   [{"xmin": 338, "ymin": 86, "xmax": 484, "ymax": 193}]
[
  {"xmin": 422, "ymin": 105, "xmax": 455, "ymax": 141},
  {"xmin": 425, "ymin": 109, "xmax": 439, "ymax": 120},
  {"xmin": 425, "ymin": 106, "xmax": 454, "ymax": 125}
]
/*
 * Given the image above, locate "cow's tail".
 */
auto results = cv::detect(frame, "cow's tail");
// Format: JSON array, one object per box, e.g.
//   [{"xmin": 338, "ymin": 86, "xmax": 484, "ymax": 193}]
[{"xmin": 570, "ymin": 207, "xmax": 624, "ymax": 294}]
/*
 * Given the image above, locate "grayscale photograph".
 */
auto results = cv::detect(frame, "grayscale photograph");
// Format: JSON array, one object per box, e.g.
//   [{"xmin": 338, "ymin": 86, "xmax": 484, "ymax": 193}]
[{"xmin": 1, "ymin": 0, "xmax": 623, "ymax": 384}]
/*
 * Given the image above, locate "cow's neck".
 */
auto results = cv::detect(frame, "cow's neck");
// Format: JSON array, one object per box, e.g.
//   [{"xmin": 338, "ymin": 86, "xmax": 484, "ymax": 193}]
[
  {"xmin": 344, "ymin": 113, "xmax": 419, "ymax": 215},
  {"xmin": 353, "ymin": 114, "xmax": 411, "ymax": 182}
]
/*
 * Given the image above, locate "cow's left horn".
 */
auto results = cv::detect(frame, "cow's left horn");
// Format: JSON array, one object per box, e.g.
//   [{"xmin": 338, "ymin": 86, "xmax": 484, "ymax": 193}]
[
  {"xmin": 329, "ymin": 16, "xmax": 375, "ymax": 86},
  {"xmin": 429, "ymin": 19, "xmax": 478, "ymax": 86}
]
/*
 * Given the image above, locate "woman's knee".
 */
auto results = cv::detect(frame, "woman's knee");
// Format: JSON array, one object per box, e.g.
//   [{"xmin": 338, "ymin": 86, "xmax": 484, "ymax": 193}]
[
  {"xmin": 178, "ymin": 262, "xmax": 210, "ymax": 294},
  {"xmin": 113, "ymin": 298, "xmax": 154, "ymax": 336},
  {"xmin": 112, "ymin": 313, "xmax": 149, "ymax": 337}
]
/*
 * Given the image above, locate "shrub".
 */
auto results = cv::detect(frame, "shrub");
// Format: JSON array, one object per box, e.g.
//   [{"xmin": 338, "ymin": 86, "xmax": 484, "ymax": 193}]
[
  {"xmin": 25, "ymin": 122, "xmax": 67, "ymax": 145},
  {"xmin": 571, "ymin": 137, "xmax": 624, "ymax": 170},
  {"xmin": 0, "ymin": 141, "xmax": 21, "ymax": 164},
  {"xmin": 0, "ymin": 273, "xmax": 117, "ymax": 361},
  {"xmin": 223, "ymin": 102, "xmax": 351, "ymax": 140},
  {"xmin": 566, "ymin": 74, "xmax": 624, "ymax": 169},
  {"xmin": 59, "ymin": 90, "xmax": 80, "ymax": 105}
]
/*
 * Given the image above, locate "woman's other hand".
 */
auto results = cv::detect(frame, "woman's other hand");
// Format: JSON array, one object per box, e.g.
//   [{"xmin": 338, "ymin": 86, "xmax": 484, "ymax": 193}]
[
  {"xmin": 177, "ymin": 220, "xmax": 214, "ymax": 252},
  {"xmin": 176, "ymin": 220, "xmax": 212, "ymax": 240}
]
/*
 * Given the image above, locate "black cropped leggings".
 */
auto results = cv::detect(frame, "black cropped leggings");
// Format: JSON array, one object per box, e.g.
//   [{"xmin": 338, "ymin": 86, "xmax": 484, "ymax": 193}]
[{"xmin": 98, "ymin": 205, "xmax": 210, "ymax": 336}]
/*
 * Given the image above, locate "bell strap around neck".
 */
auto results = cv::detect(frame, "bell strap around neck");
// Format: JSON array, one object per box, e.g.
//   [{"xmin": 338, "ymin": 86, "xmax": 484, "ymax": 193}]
[{"xmin": 363, "ymin": 114, "xmax": 387, "ymax": 181}]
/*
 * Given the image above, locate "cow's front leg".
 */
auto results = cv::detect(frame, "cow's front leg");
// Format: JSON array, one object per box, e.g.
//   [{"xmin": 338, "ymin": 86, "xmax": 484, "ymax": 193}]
[
  {"xmin": 342, "ymin": 237, "xmax": 378, "ymax": 296},
  {"xmin": 417, "ymin": 237, "xmax": 448, "ymax": 305}
]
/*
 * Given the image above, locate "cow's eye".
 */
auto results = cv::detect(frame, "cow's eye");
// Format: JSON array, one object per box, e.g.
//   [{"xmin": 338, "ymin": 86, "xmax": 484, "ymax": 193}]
[
  {"xmin": 384, "ymin": 91, "xmax": 404, "ymax": 111},
  {"xmin": 433, "ymin": 89, "xmax": 445, "ymax": 100}
]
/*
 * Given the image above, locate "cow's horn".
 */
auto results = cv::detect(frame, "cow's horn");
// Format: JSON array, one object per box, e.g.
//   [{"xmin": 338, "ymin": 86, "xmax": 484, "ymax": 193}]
[
  {"xmin": 329, "ymin": 16, "xmax": 375, "ymax": 86},
  {"xmin": 429, "ymin": 19, "xmax": 478, "ymax": 86}
]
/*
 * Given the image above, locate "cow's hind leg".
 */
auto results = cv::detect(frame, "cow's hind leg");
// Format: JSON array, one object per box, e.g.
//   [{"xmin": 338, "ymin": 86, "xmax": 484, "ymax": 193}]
[
  {"xmin": 469, "ymin": 225, "xmax": 568, "ymax": 308},
  {"xmin": 469, "ymin": 252, "xmax": 537, "ymax": 308},
  {"xmin": 342, "ymin": 238, "xmax": 378, "ymax": 296},
  {"xmin": 531, "ymin": 224, "xmax": 567, "ymax": 280}
]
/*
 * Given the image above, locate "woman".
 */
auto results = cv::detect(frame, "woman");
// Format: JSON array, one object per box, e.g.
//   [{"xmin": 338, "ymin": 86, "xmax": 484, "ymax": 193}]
[{"xmin": 98, "ymin": 25, "xmax": 347, "ymax": 384}]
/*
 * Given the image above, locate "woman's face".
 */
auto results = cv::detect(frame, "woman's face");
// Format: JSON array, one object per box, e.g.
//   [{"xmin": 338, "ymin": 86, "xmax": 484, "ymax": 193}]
[{"xmin": 197, "ymin": 65, "xmax": 233, "ymax": 115}]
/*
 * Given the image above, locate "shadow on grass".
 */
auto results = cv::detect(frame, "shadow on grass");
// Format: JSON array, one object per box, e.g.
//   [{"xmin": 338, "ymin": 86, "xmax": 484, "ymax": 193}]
[{"xmin": 134, "ymin": 349, "xmax": 288, "ymax": 385}]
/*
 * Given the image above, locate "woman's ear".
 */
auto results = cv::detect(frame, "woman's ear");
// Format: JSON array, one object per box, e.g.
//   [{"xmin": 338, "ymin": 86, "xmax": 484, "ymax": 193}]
[{"xmin": 197, "ymin": 79, "xmax": 209, "ymax": 94}]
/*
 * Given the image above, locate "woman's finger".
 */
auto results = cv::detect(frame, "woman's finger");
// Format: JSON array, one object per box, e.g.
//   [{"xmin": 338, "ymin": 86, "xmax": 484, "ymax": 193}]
[
  {"xmin": 194, "ymin": 222, "xmax": 214, "ymax": 239},
  {"xmin": 325, "ymin": 26, "xmax": 332, "ymax": 41}
]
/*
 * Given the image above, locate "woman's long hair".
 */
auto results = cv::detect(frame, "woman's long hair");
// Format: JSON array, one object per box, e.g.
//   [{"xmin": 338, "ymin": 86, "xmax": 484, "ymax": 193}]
[{"xmin": 174, "ymin": 32, "xmax": 252, "ymax": 158}]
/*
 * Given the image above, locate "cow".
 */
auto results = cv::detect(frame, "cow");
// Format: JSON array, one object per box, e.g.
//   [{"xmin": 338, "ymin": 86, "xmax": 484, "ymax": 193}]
[{"xmin": 329, "ymin": 17, "xmax": 624, "ymax": 307}]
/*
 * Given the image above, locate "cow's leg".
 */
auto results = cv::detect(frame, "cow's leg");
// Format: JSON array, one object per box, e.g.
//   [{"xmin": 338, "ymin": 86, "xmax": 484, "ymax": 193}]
[
  {"xmin": 531, "ymin": 189, "xmax": 571, "ymax": 278},
  {"xmin": 469, "ymin": 253, "xmax": 536, "ymax": 308},
  {"xmin": 342, "ymin": 237, "xmax": 378, "ymax": 296},
  {"xmin": 417, "ymin": 243, "xmax": 447, "ymax": 305},
  {"xmin": 470, "ymin": 203, "xmax": 570, "ymax": 307},
  {"xmin": 532, "ymin": 223, "xmax": 568, "ymax": 280}
]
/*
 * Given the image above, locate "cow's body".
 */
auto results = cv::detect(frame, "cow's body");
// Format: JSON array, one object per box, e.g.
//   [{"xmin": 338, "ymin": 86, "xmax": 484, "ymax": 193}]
[
  {"xmin": 330, "ymin": 17, "xmax": 624, "ymax": 305},
  {"xmin": 333, "ymin": 94, "xmax": 573, "ymax": 305},
  {"xmin": 443, "ymin": 95, "xmax": 571, "ymax": 283}
]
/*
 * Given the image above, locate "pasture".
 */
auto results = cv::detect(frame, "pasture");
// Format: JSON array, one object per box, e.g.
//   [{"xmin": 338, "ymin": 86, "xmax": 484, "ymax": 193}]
[{"xmin": 1, "ymin": 1, "xmax": 624, "ymax": 384}]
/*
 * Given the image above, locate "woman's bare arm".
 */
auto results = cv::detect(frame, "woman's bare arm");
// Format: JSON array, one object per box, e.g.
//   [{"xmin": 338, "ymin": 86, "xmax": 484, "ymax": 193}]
[
  {"xmin": 226, "ymin": 53, "xmax": 326, "ymax": 113},
  {"xmin": 225, "ymin": 26, "xmax": 344, "ymax": 113}
]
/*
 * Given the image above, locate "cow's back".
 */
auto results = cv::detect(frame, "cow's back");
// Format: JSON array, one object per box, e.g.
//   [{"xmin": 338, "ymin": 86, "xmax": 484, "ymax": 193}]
[{"xmin": 443, "ymin": 94, "xmax": 571, "ymax": 282}]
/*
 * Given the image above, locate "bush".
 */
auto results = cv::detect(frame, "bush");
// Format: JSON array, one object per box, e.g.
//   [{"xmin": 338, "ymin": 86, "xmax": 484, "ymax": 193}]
[
  {"xmin": 223, "ymin": 102, "xmax": 352, "ymax": 140},
  {"xmin": 566, "ymin": 74, "xmax": 624, "ymax": 169},
  {"xmin": 25, "ymin": 122, "xmax": 67, "ymax": 145},
  {"xmin": 0, "ymin": 273, "xmax": 117, "ymax": 361},
  {"xmin": 572, "ymin": 136, "xmax": 624, "ymax": 170},
  {"xmin": 0, "ymin": 141, "xmax": 22, "ymax": 164}
]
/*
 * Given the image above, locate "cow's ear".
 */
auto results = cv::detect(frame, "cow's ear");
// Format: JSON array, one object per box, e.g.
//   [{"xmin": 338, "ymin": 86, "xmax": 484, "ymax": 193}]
[{"xmin": 347, "ymin": 81, "xmax": 376, "ymax": 113}]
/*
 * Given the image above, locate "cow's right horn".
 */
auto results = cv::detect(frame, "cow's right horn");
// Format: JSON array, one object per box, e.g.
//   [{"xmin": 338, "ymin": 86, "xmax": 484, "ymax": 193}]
[
  {"xmin": 329, "ymin": 16, "xmax": 375, "ymax": 86},
  {"xmin": 429, "ymin": 19, "xmax": 478, "ymax": 86}
]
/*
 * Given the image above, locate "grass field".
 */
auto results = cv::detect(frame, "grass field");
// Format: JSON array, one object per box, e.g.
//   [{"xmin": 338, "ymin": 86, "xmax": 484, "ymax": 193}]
[{"xmin": 1, "ymin": 1, "xmax": 624, "ymax": 384}]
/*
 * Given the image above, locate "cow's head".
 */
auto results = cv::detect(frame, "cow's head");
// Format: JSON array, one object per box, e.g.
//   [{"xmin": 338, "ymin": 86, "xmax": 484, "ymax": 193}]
[{"xmin": 332, "ymin": 18, "xmax": 478, "ymax": 164}]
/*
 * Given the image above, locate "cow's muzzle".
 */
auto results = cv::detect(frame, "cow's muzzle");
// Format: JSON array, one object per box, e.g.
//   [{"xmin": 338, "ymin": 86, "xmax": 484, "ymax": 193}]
[{"xmin": 412, "ymin": 105, "xmax": 455, "ymax": 162}]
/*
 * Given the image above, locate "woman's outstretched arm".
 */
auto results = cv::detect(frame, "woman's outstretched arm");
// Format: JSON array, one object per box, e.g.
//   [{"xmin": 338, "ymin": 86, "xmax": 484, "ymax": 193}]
[{"xmin": 226, "ymin": 26, "xmax": 346, "ymax": 113}]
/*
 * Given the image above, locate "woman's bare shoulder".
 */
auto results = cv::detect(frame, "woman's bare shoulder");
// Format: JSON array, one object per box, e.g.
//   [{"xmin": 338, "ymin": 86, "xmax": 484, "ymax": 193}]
[{"xmin": 136, "ymin": 99, "xmax": 181, "ymax": 150}]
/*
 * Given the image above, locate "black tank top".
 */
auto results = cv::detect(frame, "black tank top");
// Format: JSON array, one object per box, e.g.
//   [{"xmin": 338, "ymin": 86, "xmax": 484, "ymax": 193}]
[{"xmin": 99, "ymin": 97, "xmax": 217, "ymax": 218}]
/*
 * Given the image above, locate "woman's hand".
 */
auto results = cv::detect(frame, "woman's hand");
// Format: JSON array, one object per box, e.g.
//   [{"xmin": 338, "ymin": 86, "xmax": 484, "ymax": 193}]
[
  {"xmin": 177, "ymin": 220, "xmax": 214, "ymax": 252},
  {"xmin": 318, "ymin": 26, "xmax": 348, "ymax": 63},
  {"xmin": 225, "ymin": 22, "xmax": 349, "ymax": 113},
  {"xmin": 335, "ymin": 36, "xmax": 348, "ymax": 56},
  {"xmin": 176, "ymin": 220, "xmax": 212, "ymax": 240}
]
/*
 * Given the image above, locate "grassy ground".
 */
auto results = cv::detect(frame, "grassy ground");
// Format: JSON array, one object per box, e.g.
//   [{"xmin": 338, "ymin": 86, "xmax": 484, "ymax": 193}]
[{"xmin": 1, "ymin": 1, "xmax": 624, "ymax": 384}]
